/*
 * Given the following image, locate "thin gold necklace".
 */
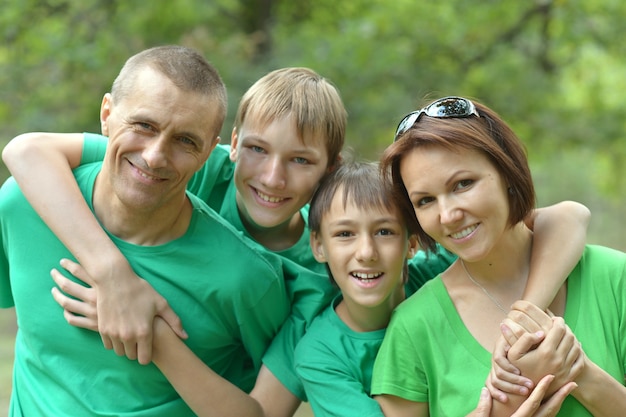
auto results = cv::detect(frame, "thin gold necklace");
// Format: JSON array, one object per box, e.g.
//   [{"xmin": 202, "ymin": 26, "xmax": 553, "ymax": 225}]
[{"xmin": 460, "ymin": 259, "xmax": 507, "ymax": 314}]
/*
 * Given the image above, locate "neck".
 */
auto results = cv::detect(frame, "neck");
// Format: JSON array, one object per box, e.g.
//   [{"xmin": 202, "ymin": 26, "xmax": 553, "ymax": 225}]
[
  {"xmin": 239, "ymin": 206, "xmax": 305, "ymax": 251},
  {"xmin": 336, "ymin": 286, "xmax": 405, "ymax": 332},
  {"xmin": 463, "ymin": 222, "xmax": 533, "ymax": 283},
  {"xmin": 93, "ymin": 175, "xmax": 192, "ymax": 246}
]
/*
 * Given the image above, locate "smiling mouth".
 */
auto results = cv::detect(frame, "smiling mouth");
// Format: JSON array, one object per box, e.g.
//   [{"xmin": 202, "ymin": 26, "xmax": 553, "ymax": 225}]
[
  {"xmin": 255, "ymin": 188, "xmax": 287, "ymax": 203},
  {"xmin": 450, "ymin": 224, "xmax": 478, "ymax": 239},
  {"xmin": 351, "ymin": 271, "xmax": 383, "ymax": 283},
  {"xmin": 129, "ymin": 160, "xmax": 165, "ymax": 182}
]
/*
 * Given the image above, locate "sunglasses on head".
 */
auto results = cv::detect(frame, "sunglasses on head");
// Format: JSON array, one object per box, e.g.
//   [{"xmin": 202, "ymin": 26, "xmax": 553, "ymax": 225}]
[{"xmin": 393, "ymin": 96, "xmax": 479, "ymax": 142}]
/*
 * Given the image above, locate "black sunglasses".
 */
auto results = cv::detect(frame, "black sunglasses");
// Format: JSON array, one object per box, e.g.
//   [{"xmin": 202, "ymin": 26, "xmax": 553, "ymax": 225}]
[{"xmin": 394, "ymin": 96, "xmax": 479, "ymax": 142}]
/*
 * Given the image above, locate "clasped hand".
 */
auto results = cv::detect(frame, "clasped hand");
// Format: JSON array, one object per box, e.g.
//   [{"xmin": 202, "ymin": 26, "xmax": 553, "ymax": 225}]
[{"xmin": 50, "ymin": 258, "xmax": 186, "ymax": 364}]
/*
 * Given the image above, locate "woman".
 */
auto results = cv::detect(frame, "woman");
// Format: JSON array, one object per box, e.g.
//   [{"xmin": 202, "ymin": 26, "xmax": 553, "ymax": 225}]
[{"xmin": 371, "ymin": 96, "xmax": 626, "ymax": 416}]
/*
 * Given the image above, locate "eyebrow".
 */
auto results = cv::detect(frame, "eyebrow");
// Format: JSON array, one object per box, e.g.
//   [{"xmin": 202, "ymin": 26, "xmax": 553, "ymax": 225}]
[
  {"xmin": 408, "ymin": 169, "xmax": 471, "ymax": 198},
  {"xmin": 130, "ymin": 115, "xmax": 205, "ymax": 144},
  {"xmin": 240, "ymin": 135, "xmax": 323, "ymax": 156}
]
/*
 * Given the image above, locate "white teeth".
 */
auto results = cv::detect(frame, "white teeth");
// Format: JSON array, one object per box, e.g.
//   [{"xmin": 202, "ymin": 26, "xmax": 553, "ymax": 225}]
[
  {"xmin": 257, "ymin": 190, "xmax": 285, "ymax": 203},
  {"xmin": 139, "ymin": 171, "xmax": 160, "ymax": 181},
  {"xmin": 352, "ymin": 272, "xmax": 383, "ymax": 281},
  {"xmin": 451, "ymin": 225, "xmax": 477, "ymax": 239}
]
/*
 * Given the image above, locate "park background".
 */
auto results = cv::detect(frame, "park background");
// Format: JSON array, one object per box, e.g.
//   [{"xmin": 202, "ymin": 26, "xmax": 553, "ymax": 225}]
[{"xmin": 0, "ymin": 1, "xmax": 625, "ymax": 415}]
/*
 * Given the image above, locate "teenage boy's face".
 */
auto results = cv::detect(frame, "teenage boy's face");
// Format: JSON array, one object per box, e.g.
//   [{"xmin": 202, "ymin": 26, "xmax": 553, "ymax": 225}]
[
  {"xmin": 230, "ymin": 115, "xmax": 330, "ymax": 230},
  {"xmin": 311, "ymin": 191, "xmax": 418, "ymax": 310}
]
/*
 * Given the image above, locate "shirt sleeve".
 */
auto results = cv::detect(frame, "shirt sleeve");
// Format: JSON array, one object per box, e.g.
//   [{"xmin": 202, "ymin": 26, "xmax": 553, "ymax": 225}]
[
  {"xmin": 406, "ymin": 244, "xmax": 456, "ymax": 296},
  {"xmin": 81, "ymin": 132, "xmax": 108, "ymax": 165},
  {"xmin": 295, "ymin": 336, "xmax": 384, "ymax": 417}
]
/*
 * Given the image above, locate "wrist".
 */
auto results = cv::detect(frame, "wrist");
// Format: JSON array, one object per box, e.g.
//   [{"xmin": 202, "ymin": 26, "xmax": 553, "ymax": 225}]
[{"xmin": 87, "ymin": 250, "xmax": 134, "ymax": 286}]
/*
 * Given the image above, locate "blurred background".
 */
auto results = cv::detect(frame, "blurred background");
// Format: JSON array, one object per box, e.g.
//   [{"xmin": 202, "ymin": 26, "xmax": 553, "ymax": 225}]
[{"xmin": 1, "ymin": 0, "xmax": 624, "ymax": 415}]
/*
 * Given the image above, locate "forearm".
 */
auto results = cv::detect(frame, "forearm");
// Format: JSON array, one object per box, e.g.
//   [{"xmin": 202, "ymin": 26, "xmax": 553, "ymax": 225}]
[
  {"xmin": 2, "ymin": 132, "xmax": 125, "ymax": 282},
  {"xmin": 523, "ymin": 201, "xmax": 590, "ymax": 309},
  {"xmin": 571, "ymin": 359, "xmax": 626, "ymax": 416},
  {"xmin": 152, "ymin": 321, "xmax": 266, "ymax": 417}
]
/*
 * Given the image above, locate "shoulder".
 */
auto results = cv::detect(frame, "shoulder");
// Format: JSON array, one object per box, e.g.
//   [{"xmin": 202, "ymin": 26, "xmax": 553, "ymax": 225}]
[
  {"xmin": 188, "ymin": 194, "xmax": 283, "ymax": 273},
  {"xmin": 295, "ymin": 306, "xmax": 338, "ymax": 359},
  {"xmin": 579, "ymin": 245, "xmax": 626, "ymax": 275}
]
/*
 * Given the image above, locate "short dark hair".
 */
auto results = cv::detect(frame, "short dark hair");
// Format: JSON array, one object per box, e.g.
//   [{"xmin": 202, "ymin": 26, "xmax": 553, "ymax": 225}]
[
  {"xmin": 380, "ymin": 99, "xmax": 535, "ymax": 252},
  {"xmin": 111, "ymin": 45, "xmax": 228, "ymax": 136},
  {"xmin": 309, "ymin": 159, "xmax": 414, "ymax": 286}
]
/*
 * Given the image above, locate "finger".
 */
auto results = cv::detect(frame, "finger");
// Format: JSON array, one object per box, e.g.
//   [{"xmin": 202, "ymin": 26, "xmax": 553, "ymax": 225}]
[
  {"xmin": 51, "ymin": 287, "xmax": 96, "ymax": 318},
  {"xmin": 568, "ymin": 344, "xmax": 586, "ymax": 381},
  {"xmin": 533, "ymin": 382, "xmax": 578, "ymax": 417},
  {"xmin": 500, "ymin": 322, "xmax": 520, "ymax": 348},
  {"xmin": 100, "ymin": 334, "xmax": 114, "ymax": 350},
  {"xmin": 51, "ymin": 268, "xmax": 96, "ymax": 304},
  {"xmin": 62, "ymin": 309, "xmax": 99, "ymax": 332},
  {"xmin": 537, "ymin": 318, "xmax": 567, "ymax": 354},
  {"xmin": 488, "ymin": 376, "xmax": 529, "ymax": 398},
  {"xmin": 501, "ymin": 318, "xmax": 529, "ymax": 340},
  {"xmin": 123, "ymin": 340, "xmax": 138, "ymax": 362},
  {"xmin": 511, "ymin": 374, "xmax": 555, "ymax": 417},
  {"xmin": 510, "ymin": 301, "xmax": 552, "ymax": 330},
  {"xmin": 485, "ymin": 373, "xmax": 509, "ymax": 404},
  {"xmin": 136, "ymin": 333, "xmax": 153, "ymax": 365},
  {"xmin": 553, "ymin": 320, "xmax": 576, "ymax": 358},
  {"xmin": 507, "ymin": 331, "xmax": 545, "ymax": 362},
  {"xmin": 506, "ymin": 310, "xmax": 544, "ymax": 334},
  {"xmin": 473, "ymin": 387, "xmax": 492, "ymax": 417},
  {"xmin": 59, "ymin": 258, "xmax": 95, "ymax": 286},
  {"xmin": 110, "ymin": 338, "xmax": 127, "ymax": 358},
  {"xmin": 158, "ymin": 304, "xmax": 187, "ymax": 340}
]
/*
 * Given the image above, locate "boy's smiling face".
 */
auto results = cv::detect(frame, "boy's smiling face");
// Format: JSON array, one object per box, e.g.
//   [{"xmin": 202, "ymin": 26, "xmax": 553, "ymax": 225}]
[
  {"xmin": 230, "ymin": 115, "xmax": 331, "ymax": 236},
  {"xmin": 311, "ymin": 187, "xmax": 418, "ymax": 314}
]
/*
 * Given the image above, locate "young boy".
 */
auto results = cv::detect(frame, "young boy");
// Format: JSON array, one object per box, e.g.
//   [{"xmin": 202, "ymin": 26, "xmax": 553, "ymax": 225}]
[{"xmin": 294, "ymin": 160, "xmax": 580, "ymax": 417}]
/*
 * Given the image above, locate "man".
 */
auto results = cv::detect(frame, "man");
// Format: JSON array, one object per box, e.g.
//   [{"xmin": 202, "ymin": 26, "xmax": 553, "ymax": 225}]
[{"xmin": 0, "ymin": 45, "xmax": 289, "ymax": 416}]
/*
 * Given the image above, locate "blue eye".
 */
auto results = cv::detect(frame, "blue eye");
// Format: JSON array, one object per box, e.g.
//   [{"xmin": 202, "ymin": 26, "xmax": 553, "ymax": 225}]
[
  {"xmin": 251, "ymin": 145, "xmax": 265, "ymax": 153},
  {"xmin": 456, "ymin": 179, "xmax": 473, "ymax": 190},
  {"xmin": 416, "ymin": 196, "xmax": 435, "ymax": 207}
]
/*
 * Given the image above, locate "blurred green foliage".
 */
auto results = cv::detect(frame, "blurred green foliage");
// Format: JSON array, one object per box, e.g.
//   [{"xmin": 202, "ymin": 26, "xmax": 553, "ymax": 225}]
[{"xmin": 1, "ymin": 0, "xmax": 624, "ymax": 249}]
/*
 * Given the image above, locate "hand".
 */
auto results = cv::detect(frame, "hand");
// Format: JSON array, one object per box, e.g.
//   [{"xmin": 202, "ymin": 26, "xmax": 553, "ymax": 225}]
[
  {"xmin": 507, "ymin": 316, "xmax": 583, "ymax": 396},
  {"xmin": 470, "ymin": 375, "xmax": 577, "ymax": 417},
  {"xmin": 52, "ymin": 258, "xmax": 186, "ymax": 364},
  {"xmin": 486, "ymin": 332, "xmax": 540, "ymax": 403},
  {"xmin": 502, "ymin": 301, "xmax": 553, "ymax": 344}
]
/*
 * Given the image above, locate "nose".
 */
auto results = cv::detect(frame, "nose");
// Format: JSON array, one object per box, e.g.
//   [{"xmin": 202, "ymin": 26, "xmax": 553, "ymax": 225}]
[
  {"xmin": 142, "ymin": 136, "xmax": 168, "ymax": 169},
  {"xmin": 260, "ymin": 157, "xmax": 287, "ymax": 189},
  {"xmin": 438, "ymin": 197, "xmax": 463, "ymax": 225},
  {"xmin": 356, "ymin": 235, "xmax": 378, "ymax": 262}
]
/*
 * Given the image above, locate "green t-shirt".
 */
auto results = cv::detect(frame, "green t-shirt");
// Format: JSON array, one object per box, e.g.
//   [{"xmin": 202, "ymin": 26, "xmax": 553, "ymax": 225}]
[
  {"xmin": 294, "ymin": 246, "xmax": 455, "ymax": 416},
  {"xmin": 0, "ymin": 163, "xmax": 289, "ymax": 416},
  {"xmin": 372, "ymin": 245, "xmax": 626, "ymax": 417}
]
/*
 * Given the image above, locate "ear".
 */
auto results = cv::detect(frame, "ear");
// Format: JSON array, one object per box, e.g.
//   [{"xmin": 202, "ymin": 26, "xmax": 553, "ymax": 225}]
[
  {"xmin": 406, "ymin": 234, "xmax": 419, "ymax": 259},
  {"xmin": 326, "ymin": 153, "xmax": 343, "ymax": 174},
  {"xmin": 209, "ymin": 135, "xmax": 220, "ymax": 152},
  {"xmin": 309, "ymin": 231, "xmax": 327, "ymax": 263},
  {"xmin": 229, "ymin": 127, "xmax": 239, "ymax": 162},
  {"xmin": 100, "ymin": 93, "xmax": 113, "ymax": 136}
]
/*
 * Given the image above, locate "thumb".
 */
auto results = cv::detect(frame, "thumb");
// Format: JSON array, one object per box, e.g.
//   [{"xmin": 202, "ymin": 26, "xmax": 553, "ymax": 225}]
[
  {"xmin": 472, "ymin": 387, "xmax": 492, "ymax": 417},
  {"xmin": 158, "ymin": 306, "xmax": 187, "ymax": 340}
]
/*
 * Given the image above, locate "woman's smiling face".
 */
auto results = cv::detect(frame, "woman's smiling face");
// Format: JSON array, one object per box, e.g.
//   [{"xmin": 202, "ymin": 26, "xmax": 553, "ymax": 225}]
[{"xmin": 399, "ymin": 145, "xmax": 510, "ymax": 262}]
